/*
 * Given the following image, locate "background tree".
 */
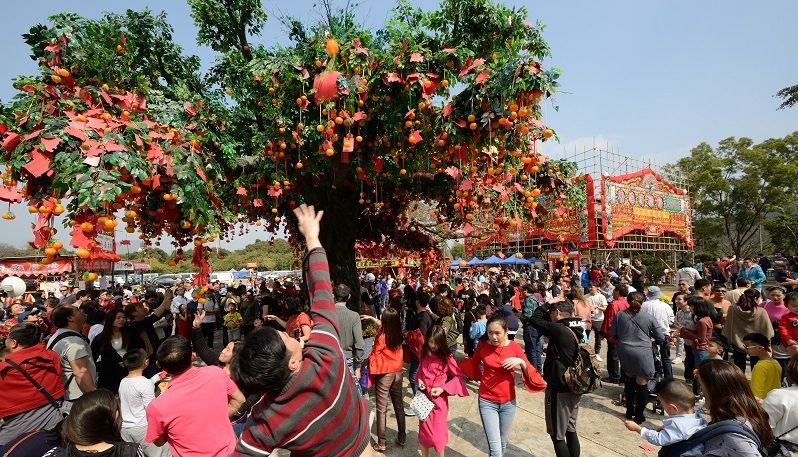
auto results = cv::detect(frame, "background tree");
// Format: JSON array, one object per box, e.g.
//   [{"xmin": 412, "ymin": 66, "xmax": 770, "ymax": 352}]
[
  {"xmin": 777, "ymin": 84, "xmax": 798, "ymax": 109},
  {"xmin": 0, "ymin": 0, "xmax": 581, "ymax": 308},
  {"xmin": 668, "ymin": 132, "xmax": 798, "ymax": 257},
  {"xmin": 765, "ymin": 212, "xmax": 798, "ymax": 254}
]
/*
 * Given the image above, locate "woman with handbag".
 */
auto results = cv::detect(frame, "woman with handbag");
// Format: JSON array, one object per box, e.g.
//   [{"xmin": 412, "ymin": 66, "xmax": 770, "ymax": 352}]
[
  {"xmin": 459, "ymin": 313, "xmax": 545, "ymax": 456},
  {"xmin": 362, "ymin": 308, "xmax": 406, "ymax": 452},
  {"xmin": 416, "ymin": 325, "xmax": 468, "ymax": 457},
  {"xmin": 610, "ymin": 291, "xmax": 667, "ymax": 425}
]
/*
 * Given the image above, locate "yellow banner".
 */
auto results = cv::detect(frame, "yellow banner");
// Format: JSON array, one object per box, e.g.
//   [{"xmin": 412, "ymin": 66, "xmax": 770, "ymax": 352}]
[{"xmin": 356, "ymin": 258, "xmax": 421, "ymax": 269}]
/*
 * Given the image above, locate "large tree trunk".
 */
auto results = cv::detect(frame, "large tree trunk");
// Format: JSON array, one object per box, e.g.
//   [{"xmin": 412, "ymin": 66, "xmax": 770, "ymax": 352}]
[{"xmin": 298, "ymin": 180, "xmax": 361, "ymax": 312}]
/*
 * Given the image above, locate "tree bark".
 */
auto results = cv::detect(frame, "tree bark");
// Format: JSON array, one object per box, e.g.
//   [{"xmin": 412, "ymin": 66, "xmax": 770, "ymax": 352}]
[{"xmin": 298, "ymin": 180, "xmax": 361, "ymax": 313}]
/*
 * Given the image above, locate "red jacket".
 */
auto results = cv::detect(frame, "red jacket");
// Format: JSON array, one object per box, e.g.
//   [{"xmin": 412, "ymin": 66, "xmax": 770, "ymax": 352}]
[
  {"xmin": 0, "ymin": 343, "xmax": 65, "ymax": 418},
  {"xmin": 601, "ymin": 297, "xmax": 629, "ymax": 344}
]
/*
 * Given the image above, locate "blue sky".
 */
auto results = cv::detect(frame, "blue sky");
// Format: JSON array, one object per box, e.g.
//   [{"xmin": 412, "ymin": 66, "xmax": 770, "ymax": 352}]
[{"xmin": 1, "ymin": 0, "xmax": 797, "ymax": 251}]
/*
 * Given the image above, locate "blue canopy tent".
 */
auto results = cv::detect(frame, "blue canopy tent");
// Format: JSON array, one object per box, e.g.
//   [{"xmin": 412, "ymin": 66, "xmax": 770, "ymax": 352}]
[
  {"xmin": 232, "ymin": 268, "xmax": 250, "ymax": 279},
  {"xmin": 500, "ymin": 256, "xmax": 531, "ymax": 266},
  {"xmin": 449, "ymin": 258, "xmax": 464, "ymax": 269},
  {"xmin": 466, "ymin": 257, "xmax": 483, "ymax": 267},
  {"xmin": 481, "ymin": 255, "xmax": 504, "ymax": 265}
]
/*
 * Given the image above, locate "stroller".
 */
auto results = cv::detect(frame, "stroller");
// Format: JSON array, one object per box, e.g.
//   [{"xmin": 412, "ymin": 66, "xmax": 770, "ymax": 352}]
[{"xmin": 615, "ymin": 340, "xmax": 665, "ymax": 416}]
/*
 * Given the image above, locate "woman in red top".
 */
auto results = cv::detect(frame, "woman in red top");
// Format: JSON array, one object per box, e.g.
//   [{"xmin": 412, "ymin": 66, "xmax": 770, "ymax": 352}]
[
  {"xmin": 678, "ymin": 297, "xmax": 714, "ymax": 366},
  {"xmin": 459, "ymin": 313, "xmax": 545, "ymax": 456},
  {"xmin": 363, "ymin": 307, "xmax": 406, "ymax": 452},
  {"xmin": 266, "ymin": 296, "xmax": 312, "ymax": 342}
]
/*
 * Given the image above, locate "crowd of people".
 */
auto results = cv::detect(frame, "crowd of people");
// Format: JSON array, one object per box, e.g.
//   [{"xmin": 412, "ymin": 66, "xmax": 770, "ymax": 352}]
[{"xmin": 1, "ymin": 213, "xmax": 798, "ymax": 457}]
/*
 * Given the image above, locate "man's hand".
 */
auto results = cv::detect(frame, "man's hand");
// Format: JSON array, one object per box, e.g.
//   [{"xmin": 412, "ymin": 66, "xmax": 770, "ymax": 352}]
[
  {"xmin": 193, "ymin": 309, "xmax": 205, "ymax": 329},
  {"xmin": 292, "ymin": 204, "xmax": 323, "ymax": 250},
  {"xmin": 623, "ymin": 420, "xmax": 642, "ymax": 433}
]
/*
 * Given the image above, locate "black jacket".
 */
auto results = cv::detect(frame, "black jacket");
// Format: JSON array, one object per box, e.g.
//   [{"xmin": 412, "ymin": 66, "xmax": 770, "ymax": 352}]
[{"xmin": 529, "ymin": 305, "xmax": 583, "ymax": 392}]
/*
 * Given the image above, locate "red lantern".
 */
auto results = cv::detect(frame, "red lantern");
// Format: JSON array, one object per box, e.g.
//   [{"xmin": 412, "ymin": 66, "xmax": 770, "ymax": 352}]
[{"xmin": 313, "ymin": 71, "xmax": 340, "ymax": 103}]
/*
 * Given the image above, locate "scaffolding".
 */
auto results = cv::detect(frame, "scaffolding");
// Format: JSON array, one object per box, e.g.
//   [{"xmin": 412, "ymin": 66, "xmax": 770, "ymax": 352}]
[{"xmin": 470, "ymin": 143, "xmax": 694, "ymax": 266}]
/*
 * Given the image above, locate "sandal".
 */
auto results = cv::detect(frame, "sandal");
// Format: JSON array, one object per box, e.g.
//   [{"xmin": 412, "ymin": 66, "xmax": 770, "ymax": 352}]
[
  {"xmin": 395, "ymin": 439, "xmax": 406, "ymax": 447},
  {"xmin": 372, "ymin": 443, "xmax": 386, "ymax": 452}
]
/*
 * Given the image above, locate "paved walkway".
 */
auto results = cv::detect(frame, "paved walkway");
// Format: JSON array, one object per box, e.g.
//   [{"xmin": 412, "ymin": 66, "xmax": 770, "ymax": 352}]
[{"xmin": 272, "ymin": 340, "xmax": 681, "ymax": 456}]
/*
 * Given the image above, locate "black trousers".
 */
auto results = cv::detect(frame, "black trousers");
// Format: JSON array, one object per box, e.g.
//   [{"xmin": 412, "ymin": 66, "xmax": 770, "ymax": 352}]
[
  {"xmin": 200, "ymin": 322, "xmax": 216, "ymax": 348},
  {"xmin": 731, "ymin": 349, "xmax": 758, "ymax": 375}
]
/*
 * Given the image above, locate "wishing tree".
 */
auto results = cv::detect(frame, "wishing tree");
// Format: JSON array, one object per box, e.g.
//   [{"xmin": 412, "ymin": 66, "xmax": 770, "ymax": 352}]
[{"xmin": 0, "ymin": 0, "xmax": 582, "ymax": 306}]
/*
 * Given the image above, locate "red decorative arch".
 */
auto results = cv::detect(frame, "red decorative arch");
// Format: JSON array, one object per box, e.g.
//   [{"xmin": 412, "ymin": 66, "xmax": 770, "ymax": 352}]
[{"xmin": 601, "ymin": 168, "xmax": 693, "ymax": 248}]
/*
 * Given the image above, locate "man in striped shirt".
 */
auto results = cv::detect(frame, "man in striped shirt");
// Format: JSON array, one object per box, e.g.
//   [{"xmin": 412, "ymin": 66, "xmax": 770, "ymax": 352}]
[{"xmin": 231, "ymin": 204, "xmax": 371, "ymax": 457}]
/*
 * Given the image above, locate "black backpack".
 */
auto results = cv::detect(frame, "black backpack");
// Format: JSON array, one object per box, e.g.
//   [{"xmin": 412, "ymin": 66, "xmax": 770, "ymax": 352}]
[
  {"xmin": 658, "ymin": 420, "xmax": 764, "ymax": 457},
  {"xmin": 563, "ymin": 327, "xmax": 602, "ymax": 395}
]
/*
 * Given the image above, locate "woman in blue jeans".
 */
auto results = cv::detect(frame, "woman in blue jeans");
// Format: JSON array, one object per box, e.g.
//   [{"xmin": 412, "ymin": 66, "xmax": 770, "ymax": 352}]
[{"xmin": 460, "ymin": 314, "xmax": 546, "ymax": 456}]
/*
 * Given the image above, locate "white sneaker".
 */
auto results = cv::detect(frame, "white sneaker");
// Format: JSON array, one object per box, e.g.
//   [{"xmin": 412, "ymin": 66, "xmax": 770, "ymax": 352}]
[
  {"xmin": 595, "ymin": 354, "xmax": 604, "ymax": 362},
  {"xmin": 404, "ymin": 408, "xmax": 416, "ymax": 417},
  {"xmin": 672, "ymin": 357, "xmax": 682, "ymax": 365}
]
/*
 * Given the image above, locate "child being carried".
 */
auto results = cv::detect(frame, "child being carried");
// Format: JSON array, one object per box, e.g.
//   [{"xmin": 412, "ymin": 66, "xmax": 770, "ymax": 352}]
[{"xmin": 623, "ymin": 379, "xmax": 706, "ymax": 446}]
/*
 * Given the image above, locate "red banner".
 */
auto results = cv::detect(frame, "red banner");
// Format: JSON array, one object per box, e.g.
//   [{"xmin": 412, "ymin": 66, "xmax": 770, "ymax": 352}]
[
  {"xmin": 601, "ymin": 168, "xmax": 693, "ymax": 248},
  {"xmin": 528, "ymin": 173, "xmax": 596, "ymax": 248},
  {"xmin": 466, "ymin": 174, "xmax": 596, "ymax": 253},
  {"xmin": 0, "ymin": 260, "xmax": 72, "ymax": 277}
]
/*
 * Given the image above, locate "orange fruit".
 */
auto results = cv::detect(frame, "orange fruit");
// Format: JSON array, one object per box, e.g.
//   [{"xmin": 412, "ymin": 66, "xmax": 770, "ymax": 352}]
[
  {"xmin": 80, "ymin": 222, "xmax": 94, "ymax": 233},
  {"xmin": 53, "ymin": 204, "xmax": 64, "ymax": 215},
  {"xmin": 56, "ymin": 68, "xmax": 70, "ymax": 78},
  {"xmin": 76, "ymin": 248, "xmax": 91, "ymax": 259},
  {"xmin": 51, "ymin": 241, "xmax": 64, "ymax": 251},
  {"xmin": 103, "ymin": 219, "xmax": 117, "ymax": 231},
  {"xmin": 50, "ymin": 74, "xmax": 62, "ymax": 84},
  {"xmin": 27, "ymin": 206, "xmax": 38, "ymax": 214},
  {"xmin": 44, "ymin": 247, "xmax": 57, "ymax": 257},
  {"xmin": 543, "ymin": 128, "xmax": 553, "ymax": 139},
  {"xmin": 325, "ymin": 38, "xmax": 340, "ymax": 57}
]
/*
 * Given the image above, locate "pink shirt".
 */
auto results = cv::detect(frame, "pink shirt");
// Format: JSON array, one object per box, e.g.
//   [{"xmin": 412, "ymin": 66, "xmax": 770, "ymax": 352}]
[{"xmin": 146, "ymin": 366, "xmax": 237, "ymax": 457}]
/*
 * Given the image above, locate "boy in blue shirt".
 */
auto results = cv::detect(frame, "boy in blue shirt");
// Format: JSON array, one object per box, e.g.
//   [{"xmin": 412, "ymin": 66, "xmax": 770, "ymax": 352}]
[{"xmin": 623, "ymin": 379, "xmax": 706, "ymax": 446}]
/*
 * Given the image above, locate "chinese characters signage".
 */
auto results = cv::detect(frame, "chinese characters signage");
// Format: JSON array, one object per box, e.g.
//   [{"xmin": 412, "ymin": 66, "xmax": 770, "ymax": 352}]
[{"xmin": 601, "ymin": 168, "xmax": 693, "ymax": 248}]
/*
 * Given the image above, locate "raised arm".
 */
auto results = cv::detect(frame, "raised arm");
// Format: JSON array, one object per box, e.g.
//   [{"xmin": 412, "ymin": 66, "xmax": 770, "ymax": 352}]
[
  {"xmin": 151, "ymin": 288, "xmax": 174, "ymax": 318},
  {"xmin": 293, "ymin": 204, "xmax": 339, "ymax": 336},
  {"xmin": 191, "ymin": 310, "xmax": 221, "ymax": 366}
]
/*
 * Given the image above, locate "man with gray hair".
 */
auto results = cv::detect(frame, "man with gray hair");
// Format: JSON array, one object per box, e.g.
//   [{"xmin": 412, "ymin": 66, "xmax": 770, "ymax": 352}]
[
  {"xmin": 641, "ymin": 286, "xmax": 674, "ymax": 379},
  {"xmin": 333, "ymin": 284, "xmax": 365, "ymax": 380}
]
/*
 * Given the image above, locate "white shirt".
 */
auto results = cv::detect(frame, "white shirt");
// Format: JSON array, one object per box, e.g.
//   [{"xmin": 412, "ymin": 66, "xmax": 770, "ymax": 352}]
[
  {"xmin": 763, "ymin": 386, "xmax": 798, "ymax": 444},
  {"xmin": 586, "ymin": 292, "xmax": 609, "ymax": 322},
  {"xmin": 118, "ymin": 375, "xmax": 155, "ymax": 428},
  {"xmin": 675, "ymin": 267, "xmax": 702, "ymax": 286},
  {"xmin": 171, "ymin": 295, "xmax": 188, "ymax": 315},
  {"xmin": 202, "ymin": 297, "xmax": 218, "ymax": 323},
  {"xmin": 641, "ymin": 299, "xmax": 675, "ymax": 333},
  {"xmin": 88, "ymin": 324, "xmax": 104, "ymax": 343}
]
